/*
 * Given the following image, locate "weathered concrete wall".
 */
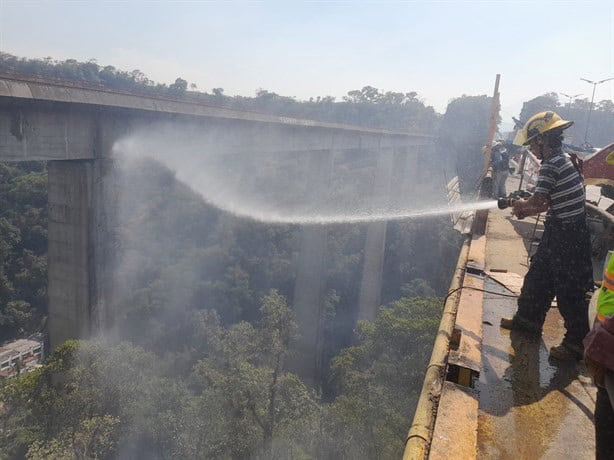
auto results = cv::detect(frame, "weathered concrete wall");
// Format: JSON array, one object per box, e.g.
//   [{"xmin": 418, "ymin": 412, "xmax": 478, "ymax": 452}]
[
  {"xmin": 89, "ymin": 160, "xmax": 119, "ymax": 336},
  {"xmin": 0, "ymin": 101, "xmax": 136, "ymax": 162},
  {"xmin": 0, "ymin": 114, "xmax": 427, "ymax": 162},
  {"xmin": 291, "ymin": 149, "xmax": 333, "ymax": 387},
  {"xmin": 0, "ymin": 104, "xmax": 97, "ymax": 161},
  {"xmin": 48, "ymin": 161, "xmax": 93, "ymax": 348},
  {"xmin": 0, "ymin": 84, "xmax": 432, "ymax": 163},
  {"xmin": 47, "ymin": 160, "xmax": 117, "ymax": 349},
  {"xmin": 0, "ymin": 77, "xmax": 433, "ymax": 149},
  {"xmin": 357, "ymin": 147, "xmax": 396, "ymax": 321}
]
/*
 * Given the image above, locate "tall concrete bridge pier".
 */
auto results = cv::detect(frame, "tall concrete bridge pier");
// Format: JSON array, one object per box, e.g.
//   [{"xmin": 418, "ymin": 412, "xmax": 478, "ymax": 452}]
[{"xmin": 0, "ymin": 76, "xmax": 434, "ymax": 384}]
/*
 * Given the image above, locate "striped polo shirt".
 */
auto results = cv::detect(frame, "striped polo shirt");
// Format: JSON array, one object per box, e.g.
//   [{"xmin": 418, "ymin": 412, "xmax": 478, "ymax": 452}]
[{"xmin": 534, "ymin": 152, "xmax": 585, "ymax": 222}]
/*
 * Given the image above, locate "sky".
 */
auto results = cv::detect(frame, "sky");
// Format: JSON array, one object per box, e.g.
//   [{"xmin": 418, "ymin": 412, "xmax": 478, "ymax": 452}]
[{"xmin": 1, "ymin": 0, "xmax": 613, "ymax": 131}]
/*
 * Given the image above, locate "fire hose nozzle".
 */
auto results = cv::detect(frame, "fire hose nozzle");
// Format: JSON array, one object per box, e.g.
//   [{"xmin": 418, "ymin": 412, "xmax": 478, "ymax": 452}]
[
  {"xmin": 497, "ymin": 190, "xmax": 532, "ymax": 210},
  {"xmin": 497, "ymin": 197, "xmax": 513, "ymax": 210}
]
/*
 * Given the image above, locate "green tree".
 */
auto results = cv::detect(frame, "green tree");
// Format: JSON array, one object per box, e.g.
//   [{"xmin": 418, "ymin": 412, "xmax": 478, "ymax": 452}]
[
  {"xmin": 326, "ymin": 296, "xmax": 443, "ymax": 459},
  {"xmin": 0, "ymin": 162, "xmax": 48, "ymax": 341},
  {"xmin": 518, "ymin": 93, "xmax": 614, "ymax": 147},
  {"xmin": 189, "ymin": 290, "xmax": 319, "ymax": 458},
  {"xmin": 169, "ymin": 77, "xmax": 188, "ymax": 94},
  {"xmin": 26, "ymin": 415, "xmax": 120, "ymax": 460},
  {"xmin": 438, "ymin": 95, "xmax": 494, "ymax": 193},
  {"xmin": 0, "ymin": 341, "xmax": 192, "ymax": 459},
  {"xmin": 597, "ymin": 99, "xmax": 614, "ymax": 113},
  {"xmin": 401, "ymin": 278, "xmax": 437, "ymax": 298},
  {"xmin": 518, "ymin": 92, "xmax": 560, "ymax": 122}
]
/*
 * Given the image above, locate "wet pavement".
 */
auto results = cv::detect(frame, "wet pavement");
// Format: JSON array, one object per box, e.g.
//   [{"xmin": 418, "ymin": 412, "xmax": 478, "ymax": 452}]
[{"xmin": 477, "ymin": 205, "xmax": 597, "ymax": 459}]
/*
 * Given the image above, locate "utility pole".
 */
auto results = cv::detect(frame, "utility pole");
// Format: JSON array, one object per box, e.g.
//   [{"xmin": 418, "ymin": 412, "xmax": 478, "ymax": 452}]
[
  {"xmin": 559, "ymin": 92, "xmax": 582, "ymax": 118},
  {"xmin": 580, "ymin": 77, "xmax": 614, "ymax": 146},
  {"xmin": 482, "ymin": 74, "xmax": 501, "ymax": 178}
]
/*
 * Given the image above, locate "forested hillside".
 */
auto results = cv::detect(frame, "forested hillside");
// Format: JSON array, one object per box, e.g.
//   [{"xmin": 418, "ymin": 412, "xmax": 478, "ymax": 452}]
[
  {"xmin": 0, "ymin": 162, "xmax": 47, "ymax": 343},
  {"xmin": 519, "ymin": 92, "xmax": 614, "ymax": 148},
  {"xmin": 1, "ymin": 295, "xmax": 443, "ymax": 459},
  {"xmin": 0, "ymin": 55, "xmax": 493, "ymax": 458}
]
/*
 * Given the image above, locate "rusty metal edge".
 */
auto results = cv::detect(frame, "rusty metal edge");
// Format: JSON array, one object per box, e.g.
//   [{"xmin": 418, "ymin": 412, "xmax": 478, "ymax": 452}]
[{"xmin": 403, "ymin": 234, "xmax": 472, "ymax": 460}]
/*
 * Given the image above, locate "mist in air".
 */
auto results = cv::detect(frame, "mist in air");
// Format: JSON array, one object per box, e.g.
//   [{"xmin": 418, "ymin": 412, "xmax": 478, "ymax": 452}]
[{"xmin": 113, "ymin": 122, "xmax": 494, "ymax": 225}]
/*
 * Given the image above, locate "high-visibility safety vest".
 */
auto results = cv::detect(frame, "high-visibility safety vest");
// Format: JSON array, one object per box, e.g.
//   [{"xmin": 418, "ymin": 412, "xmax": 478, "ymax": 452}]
[{"xmin": 597, "ymin": 251, "xmax": 614, "ymax": 322}]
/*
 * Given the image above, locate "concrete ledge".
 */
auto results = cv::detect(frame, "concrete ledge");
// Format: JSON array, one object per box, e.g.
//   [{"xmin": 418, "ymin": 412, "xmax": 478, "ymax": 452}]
[
  {"xmin": 429, "ymin": 233, "xmax": 485, "ymax": 457},
  {"xmin": 430, "ymin": 381, "xmax": 478, "ymax": 459},
  {"xmin": 448, "ymin": 234, "xmax": 486, "ymax": 377}
]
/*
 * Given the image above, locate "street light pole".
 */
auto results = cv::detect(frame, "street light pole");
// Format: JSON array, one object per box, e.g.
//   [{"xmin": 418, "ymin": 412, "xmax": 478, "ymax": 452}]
[
  {"xmin": 580, "ymin": 77, "xmax": 614, "ymax": 146},
  {"xmin": 559, "ymin": 92, "xmax": 582, "ymax": 118}
]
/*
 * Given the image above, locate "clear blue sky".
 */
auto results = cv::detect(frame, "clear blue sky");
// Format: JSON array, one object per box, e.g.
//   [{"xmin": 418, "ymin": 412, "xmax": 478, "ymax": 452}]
[{"xmin": 1, "ymin": 1, "xmax": 613, "ymax": 129}]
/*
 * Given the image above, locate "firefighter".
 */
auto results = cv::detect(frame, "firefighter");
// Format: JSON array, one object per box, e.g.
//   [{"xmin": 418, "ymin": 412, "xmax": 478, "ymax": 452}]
[{"xmin": 500, "ymin": 111, "xmax": 593, "ymax": 361}]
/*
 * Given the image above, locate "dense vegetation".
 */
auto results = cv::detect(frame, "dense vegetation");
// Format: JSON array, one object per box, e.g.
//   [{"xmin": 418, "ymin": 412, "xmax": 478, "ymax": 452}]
[
  {"xmin": 519, "ymin": 92, "xmax": 614, "ymax": 148},
  {"xmin": 0, "ymin": 54, "xmax": 513, "ymax": 458},
  {"xmin": 0, "ymin": 162, "xmax": 47, "ymax": 342},
  {"xmin": 1, "ymin": 294, "xmax": 442, "ymax": 459}
]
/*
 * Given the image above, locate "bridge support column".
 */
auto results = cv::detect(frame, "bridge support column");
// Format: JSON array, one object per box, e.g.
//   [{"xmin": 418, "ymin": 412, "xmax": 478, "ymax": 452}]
[
  {"xmin": 47, "ymin": 159, "xmax": 117, "ymax": 350},
  {"xmin": 357, "ymin": 146, "xmax": 396, "ymax": 321},
  {"xmin": 401, "ymin": 146, "xmax": 420, "ymax": 197},
  {"xmin": 292, "ymin": 149, "xmax": 333, "ymax": 388}
]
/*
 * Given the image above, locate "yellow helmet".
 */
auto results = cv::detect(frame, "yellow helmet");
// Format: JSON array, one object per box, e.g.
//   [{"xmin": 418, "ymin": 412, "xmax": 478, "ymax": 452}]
[{"xmin": 513, "ymin": 111, "xmax": 573, "ymax": 146}]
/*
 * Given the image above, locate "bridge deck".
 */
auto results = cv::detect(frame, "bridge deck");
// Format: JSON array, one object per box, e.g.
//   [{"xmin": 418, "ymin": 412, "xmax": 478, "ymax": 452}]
[
  {"xmin": 0, "ymin": 74, "xmax": 431, "ymax": 138},
  {"xmin": 477, "ymin": 194, "xmax": 596, "ymax": 458}
]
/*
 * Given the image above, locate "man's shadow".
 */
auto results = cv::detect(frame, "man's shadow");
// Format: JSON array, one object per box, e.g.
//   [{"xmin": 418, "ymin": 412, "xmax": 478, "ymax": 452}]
[{"xmin": 504, "ymin": 329, "xmax": 593, "ymax": 420}]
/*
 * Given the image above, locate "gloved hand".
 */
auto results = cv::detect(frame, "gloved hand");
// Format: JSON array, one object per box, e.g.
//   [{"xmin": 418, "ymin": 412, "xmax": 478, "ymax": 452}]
[{"xmin": 512, "ymin": 200, "xmax": 526, "ymax": 220}]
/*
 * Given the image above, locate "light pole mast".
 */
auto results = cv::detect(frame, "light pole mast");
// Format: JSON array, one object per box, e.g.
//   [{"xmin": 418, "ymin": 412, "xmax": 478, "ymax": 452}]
[
  {"xmin": 559, "ymin": 92, "xmax": 582, "ymax": 118},
  {"xmin": 580, "ymin": 77, "xmax": 614, "ymax": 146}
]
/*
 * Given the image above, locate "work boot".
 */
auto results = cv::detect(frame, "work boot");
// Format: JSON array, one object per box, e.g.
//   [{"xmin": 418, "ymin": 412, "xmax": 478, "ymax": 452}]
[
  {"xmin": 549, "ymin": 342, "xmax": 584, "ymax": 361},
  {"xmin": 500, "ymin": 315, "xmax": 541, "ymax": 334}
]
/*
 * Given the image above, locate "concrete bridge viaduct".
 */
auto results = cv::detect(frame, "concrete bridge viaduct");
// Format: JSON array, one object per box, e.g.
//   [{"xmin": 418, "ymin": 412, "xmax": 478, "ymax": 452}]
[{"xmin": 0, "ymin": 76, "xmax": 433, "ymax": 383}]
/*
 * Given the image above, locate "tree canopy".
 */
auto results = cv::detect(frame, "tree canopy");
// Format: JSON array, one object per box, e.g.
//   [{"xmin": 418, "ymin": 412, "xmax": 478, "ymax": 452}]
[
  {"xmin": 0, "ymin": 162, "xmax": 47, "ymax": 343},
  {"xmin": 519, "ymin": 92, "xmax": 614, "ymax": 147}
]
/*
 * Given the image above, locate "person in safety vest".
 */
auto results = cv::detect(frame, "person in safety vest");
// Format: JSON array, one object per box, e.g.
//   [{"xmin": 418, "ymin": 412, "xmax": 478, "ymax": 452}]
[
  {"xmin": 491, "ymin": 142, "xmax": 510, "ymax": 199},
  {"xmin": 500, "ymin": 111, "xmax": 593, "ymax": 361},
  {"xmin": 584, "ymin": 150, "xmax": 614, "ymax": 459},
  {"xmin": 584, "ymin": 251, "xmax": 614, "ymax": 459}
]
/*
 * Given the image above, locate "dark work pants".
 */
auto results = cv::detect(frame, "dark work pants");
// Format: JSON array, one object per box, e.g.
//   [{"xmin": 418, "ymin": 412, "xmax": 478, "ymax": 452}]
[
  {"xmin": 516, "ymin": 218, "xmax": 593, "ymax": 346},
  {"xmin": 595, "ymin": 385, "xmax": 614, "ymax": 460},
  {"xmin": 493, "ymin": 170, "xmax": 508, "ymax": 199}
]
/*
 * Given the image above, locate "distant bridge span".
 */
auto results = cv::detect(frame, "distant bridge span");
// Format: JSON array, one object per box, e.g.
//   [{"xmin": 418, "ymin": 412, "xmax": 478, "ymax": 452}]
[
  {"xmin": 0, "ymin": 76, "xmax": 434, "ymax": 385},
  {"xmin": 0, "ymin": 74, "xmax": 431, "ymax": 158}
]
